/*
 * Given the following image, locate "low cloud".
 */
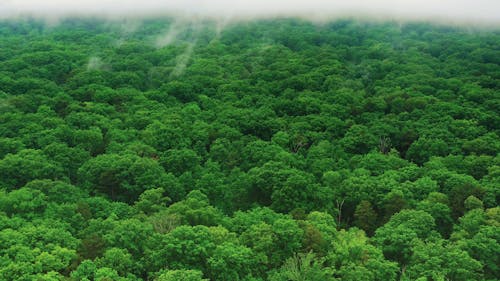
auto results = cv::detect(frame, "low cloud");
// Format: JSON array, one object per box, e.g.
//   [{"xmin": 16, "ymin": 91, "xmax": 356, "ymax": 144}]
[
  {"xmin": 170, "ymin": 43, "xmax": 195, "ymax": 78},
  {"xmin": 155, "ymin": 21, "xmax": 184, "ymax": 48},
  {"xmin": 1, "ymin": 0, "xmax": 500, "ymax": 25},
  {"xmin": 87, "ymin": 57, "xmax": 104, "ymax": 71}
]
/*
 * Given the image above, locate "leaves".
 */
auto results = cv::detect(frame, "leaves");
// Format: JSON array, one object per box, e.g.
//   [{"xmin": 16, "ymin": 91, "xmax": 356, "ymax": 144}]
[{"xmin": 0, "ymin": 18, "xmax": 498, "ymax": 281}]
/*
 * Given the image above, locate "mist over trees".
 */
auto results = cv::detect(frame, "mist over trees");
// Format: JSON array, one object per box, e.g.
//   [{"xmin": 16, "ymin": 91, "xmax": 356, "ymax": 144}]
[
  {"xmin": 2, "ymin": 0, "xmax": 500, "ymax": 25},
  {"xmin": 0, "ymin": 17, "xmax": 499, "ymax": 281}
]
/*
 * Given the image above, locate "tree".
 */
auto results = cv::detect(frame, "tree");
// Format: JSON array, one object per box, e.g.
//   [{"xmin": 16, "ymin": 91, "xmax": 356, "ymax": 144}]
[
  {"xmin": 23, "ymin": 179, "xmax": 86, "ymax": 204},
  {"xmin": 354, "ymin": 200, "xmax": 378, "ymax": 236},
  {"xmin": 462, "ymin": 225, "xmax": 500, "ymax": 279},
  {"xmin": 340, "ymin": 125, "xmax": 378, "ymax": 155},
  {"xmin": 417, "ymin": 193, "xmax": 454, "ymax": 237},
  {"xmin": 305, "ymin": 211, "xmax": 338, "ymax": 249},
  {"xmin": 96, "ymin": 248, "xmax": 135, "ymax": 277},
  {"xmin": 373, "ymin": 210, "xmax": 438, "ymax": 264},
  {"xmin": 145, "ymin": 225, "xmax": 217, "ymax": 273},
  {"xmin": 464, "ymin": 195, "xmax": 484, "ymax": 211},
  {"xmin": 381, "ymin": 190, "xmax": 407, "ymax": 223},
  {"xmin": 70, "ymin": 260, "xmax": 97, "ymax": 281},
  {"xmin": 270, "ymin": 172, "xmax": 324, "ymax": 213},
  {"xmin": 102, "ymin": 218, "xmax": 154, "ymax": 258},
  {"xmin": 134, "ymin": 187, "xmax": 171, "ymax": 215},
  {"xmin": 239, "ymin": 218, "xmax": 304, "ymax": 269},
  {"xmin": 327, "ymin": 229, "xmax": 398, "ymax": 281},
  {"xmin": 0, "ymin": 137, "xmax": 24, "ymax": 158},
  {"xmin": 0, "ymin": 187, "xmax": 47, "ymax": 218},
  {"xmin": 404, "ymin": 239, "xmax": 483, "ymax": 281},
  {"xmin": 156, "ymin": 269, "xmax": 208, "ymax": 281},
  {"xmin": 207, "ymin": 243, "xmax": 259, "ymax": 281},
  {"xmin": 160, "ymin": 190, "xmax": 223, "ymax": 226},
  {"xmin": 269, "ymin": 252, "xmax": 334, "ymax": 281},
  {"xmin": 78, "ymin": 153, "xmax": 175, "ymax": 202},
  {"xmin": 142, "ymin": 119, "xmax": 189, "ymax": 151},
  {"xmin": 0, "ymin": 149, "xmax": 65, "ymax": 189},
  {"xmin": 406, "ymin": 138, "xmax": 449, "ymax": 165},
  {"xmin": 160, "ymin": 148, "xmax": 201, "ymax": 176}
]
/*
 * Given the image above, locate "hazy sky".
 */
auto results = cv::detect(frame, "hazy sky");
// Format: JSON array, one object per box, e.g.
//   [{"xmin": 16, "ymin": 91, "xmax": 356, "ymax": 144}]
[{"xmin": 1, "ymin": 0, "xmax": 500, "ymax": 24}]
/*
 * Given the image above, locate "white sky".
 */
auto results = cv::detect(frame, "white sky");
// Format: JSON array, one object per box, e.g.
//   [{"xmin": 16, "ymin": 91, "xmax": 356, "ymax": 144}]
[{"xmin": 1, "ymin": 0, "xmax": 500, "ymax": 24}]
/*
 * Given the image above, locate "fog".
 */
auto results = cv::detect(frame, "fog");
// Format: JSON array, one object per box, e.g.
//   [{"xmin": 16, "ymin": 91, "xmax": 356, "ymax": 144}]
[
  {"xmin": 170, "ymin": 43, "xmax": 195, "ymax": 77},
  {"xmin": 1, "ymin": 0, "xmax": 500, "ymax": 25},
  {"xmin": 155, "ymin": 21, "xmax": 184, "ymax": 48}
]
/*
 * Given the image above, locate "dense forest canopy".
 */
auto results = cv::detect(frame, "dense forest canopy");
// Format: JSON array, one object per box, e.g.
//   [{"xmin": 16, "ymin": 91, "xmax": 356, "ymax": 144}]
[{"xmin": 0, "ymin": 17, "xmax": 499, "ymax": 281}]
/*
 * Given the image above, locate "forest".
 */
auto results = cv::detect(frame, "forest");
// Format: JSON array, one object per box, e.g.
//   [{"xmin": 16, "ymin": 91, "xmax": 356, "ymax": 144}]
[{"xmin": 0, "ymin": 17, "xmax": 499, "ymax": 281}]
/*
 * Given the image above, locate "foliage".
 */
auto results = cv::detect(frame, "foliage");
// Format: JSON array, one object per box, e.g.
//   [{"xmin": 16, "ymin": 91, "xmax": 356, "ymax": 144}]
[{"xmin": 0, "ymin": 17, "xmax": 498, "ymax": 280}]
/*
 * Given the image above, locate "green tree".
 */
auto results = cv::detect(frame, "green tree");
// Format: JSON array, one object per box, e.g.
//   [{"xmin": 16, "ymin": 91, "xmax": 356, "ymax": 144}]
[
  {"xmin": 269, "ymin": 252, "xmax": 334, "ymax": 281},
  {"xmin": 327, "ymin": 229, "xmax": 398, "ymax": 281},
  {"xmin": 404, "ymin": 239, "xmax": 483, "ymax": 281},
  {"xmin": 0, "ymin": 149, "xmax": 65, "ymax": 189},
  {"xmin": 354, "ymin": 200, "xmax": 378, "ymax": 235},
  {"xmin": 207, "ymin": 242, "xmax": 259, "ymax": 281},
  {"xmin": 156, "ymin": 269, "xmax": 208, "ymax": 281},
  {"xmin": 374, "ymin": 210, "xmax": 438, "ymax": 264}
]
